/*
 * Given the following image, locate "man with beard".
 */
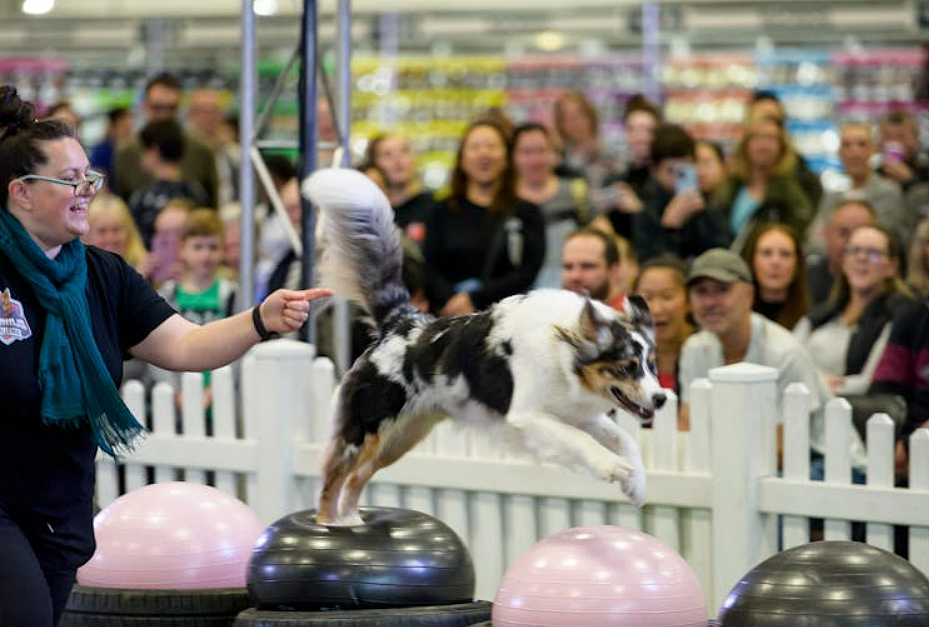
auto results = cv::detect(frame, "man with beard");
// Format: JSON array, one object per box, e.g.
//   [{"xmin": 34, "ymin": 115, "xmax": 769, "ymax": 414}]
[{"xmin": 560, "ymin": 227, "xmax": 628, "ymax": 311}]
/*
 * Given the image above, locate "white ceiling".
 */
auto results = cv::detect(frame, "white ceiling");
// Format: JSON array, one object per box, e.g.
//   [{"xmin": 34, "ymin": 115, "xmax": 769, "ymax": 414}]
[
  {"xmin": 33, "ymin": 0, "xmax": 627, "ymax": 17},
  {"xmin": 29, "ymin": 0, "xmax": 892, "ymax": 17}
]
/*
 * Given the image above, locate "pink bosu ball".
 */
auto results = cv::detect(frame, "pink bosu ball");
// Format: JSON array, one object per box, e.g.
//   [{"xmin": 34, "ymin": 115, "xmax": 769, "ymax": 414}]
[
  {"xmin": 78, "ymin": 482, "xmax": 265, "ymax": 589},
  {"xmin": 493, "ymin": 525, "xmax": 707, "ymax": 627}
]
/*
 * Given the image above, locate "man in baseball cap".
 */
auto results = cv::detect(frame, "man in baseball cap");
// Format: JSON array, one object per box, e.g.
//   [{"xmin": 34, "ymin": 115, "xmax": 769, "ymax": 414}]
[
  {"xmin": 687, "ymin": 247, "xmax": 753, "ymax": 286},
  {"xmin": 684, "ymin": 248, "xmax": 754, "ymax": 341},
  {"xmin": 675, "ymin": 249, "xmax": 856, "ymax": 477}
]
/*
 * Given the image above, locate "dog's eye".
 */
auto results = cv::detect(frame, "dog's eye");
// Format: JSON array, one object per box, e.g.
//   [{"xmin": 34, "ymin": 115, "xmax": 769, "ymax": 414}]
[
  {"xmin": 618, "ymin": 362, "xmax": 637, "ymax": 377},
  {"xmin": 647, "ymin": 355, "xmax": 657, "ymax": 375}
]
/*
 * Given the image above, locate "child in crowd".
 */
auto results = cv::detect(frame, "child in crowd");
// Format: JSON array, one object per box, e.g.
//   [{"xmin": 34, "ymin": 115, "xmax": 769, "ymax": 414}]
[
  {"xmin": 149, "ymin": 198, "xmax": 195, "ymax": 287},
  {"xmin": 155, "ymin": 209, "xmax": 238, "ymax": 423},
  {"xmin": 160, "ymin": 208, "xmax": 237, "ymax": 326}
]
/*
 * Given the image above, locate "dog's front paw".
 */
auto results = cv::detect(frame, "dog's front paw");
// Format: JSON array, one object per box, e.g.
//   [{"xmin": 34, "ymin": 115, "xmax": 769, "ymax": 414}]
[
  {"xmin": 621, "ymin": 468, "xmax": 647, "ymax": 508},
  {"xmin": 599, "ymin": 457, "xmax": 634, "ymax": 483}
]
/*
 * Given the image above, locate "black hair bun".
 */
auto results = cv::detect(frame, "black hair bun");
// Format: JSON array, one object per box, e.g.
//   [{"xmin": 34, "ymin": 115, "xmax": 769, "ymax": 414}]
[{"xmin": 0, "ymin": 85, "xmax": 36, "ymax": 140}]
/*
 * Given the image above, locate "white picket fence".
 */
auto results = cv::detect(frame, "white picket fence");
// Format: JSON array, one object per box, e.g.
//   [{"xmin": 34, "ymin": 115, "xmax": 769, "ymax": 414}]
[{"xmin": 97, "ymin": 340, "xmax": 929, "ymax": 613}]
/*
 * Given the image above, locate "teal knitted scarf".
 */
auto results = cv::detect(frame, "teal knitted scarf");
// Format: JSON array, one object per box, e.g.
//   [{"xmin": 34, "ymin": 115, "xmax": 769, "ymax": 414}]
[{"xmin": 0, "ymin": 209, "xmax": 145, "ymax": 456}]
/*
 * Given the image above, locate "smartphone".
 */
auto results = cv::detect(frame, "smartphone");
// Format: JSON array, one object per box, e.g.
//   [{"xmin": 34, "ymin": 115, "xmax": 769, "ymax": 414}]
[
  {"xmin": 151, "ymin": 234, "xmax": 180, "ymax": 284},
  {"xmin": 673, "ymin": 163, "xmax": 699, "ymax": 195},
  {"xmin": 883, "ymin": 141, "xmax": 905, "ymax": 163}
]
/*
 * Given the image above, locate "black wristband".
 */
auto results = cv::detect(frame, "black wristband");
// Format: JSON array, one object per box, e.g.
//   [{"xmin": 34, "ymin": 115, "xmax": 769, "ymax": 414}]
[{"xmin": 252, "ymin": 305, "xmax": 274, "ymax": 341}]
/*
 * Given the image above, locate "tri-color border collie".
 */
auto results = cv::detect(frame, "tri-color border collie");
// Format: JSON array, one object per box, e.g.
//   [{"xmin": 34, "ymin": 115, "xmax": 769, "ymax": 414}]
[{"xmin": 303, "ymin": 169, "xmax": 666, "ymax": 525}]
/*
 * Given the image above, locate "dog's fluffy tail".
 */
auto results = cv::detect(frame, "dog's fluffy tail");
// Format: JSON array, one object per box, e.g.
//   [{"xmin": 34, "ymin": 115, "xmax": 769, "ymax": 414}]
[{"xmin": 302, "ymin": 168, "xmax": 411, "ymax": 329}]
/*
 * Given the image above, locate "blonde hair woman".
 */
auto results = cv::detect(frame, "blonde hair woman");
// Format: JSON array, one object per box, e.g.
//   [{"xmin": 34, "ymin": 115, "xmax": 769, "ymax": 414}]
[
  {"xmin": 84, "ymin": 193, "xmax": 153, "ymax": 277},
  {"xmin": 906, "ymin": 216, "xmax": 929, "ymax": 299},
  {"xmin": 718, "ymin": 114, "xmax": 815, "ymax": 253}
]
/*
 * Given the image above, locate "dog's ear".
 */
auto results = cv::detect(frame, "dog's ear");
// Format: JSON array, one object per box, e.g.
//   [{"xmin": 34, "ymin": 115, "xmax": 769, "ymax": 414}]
[
  {"xmin": 579, "ymin": 298, "xmax": 614, "ymax": 354},
  {"xmin": 625, "ymin": 294, "xmax": 653, "ymax": 328}
]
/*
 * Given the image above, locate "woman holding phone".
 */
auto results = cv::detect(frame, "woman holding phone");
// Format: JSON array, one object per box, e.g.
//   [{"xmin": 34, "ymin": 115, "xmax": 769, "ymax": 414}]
[{"xmin": 632, "ymin": 123, "xmax": 731, "ymax": 262}]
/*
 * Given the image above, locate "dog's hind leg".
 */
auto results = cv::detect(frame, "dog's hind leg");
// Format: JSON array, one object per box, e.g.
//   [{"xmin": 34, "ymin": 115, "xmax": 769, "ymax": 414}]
[
  {"xmin": 317, "ymin": 436, "xmax": 358, "ymax": 524},
  {"xmin": 336, "ymin": 433, "xmax": 382, "ymax": 522},
  {"xmin": 338, "ymin": 414, "xmax": 443, "ymax": 520}
]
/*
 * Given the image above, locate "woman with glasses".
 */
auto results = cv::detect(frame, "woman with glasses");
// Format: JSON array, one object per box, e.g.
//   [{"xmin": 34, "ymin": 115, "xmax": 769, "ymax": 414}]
[
  {"xmin": 0, "ymin": 86, "xmax": 332, "ymax": 627},
  {"xmin": 793, "ymin": 224, "xmax": 917, "ymax": 396}
]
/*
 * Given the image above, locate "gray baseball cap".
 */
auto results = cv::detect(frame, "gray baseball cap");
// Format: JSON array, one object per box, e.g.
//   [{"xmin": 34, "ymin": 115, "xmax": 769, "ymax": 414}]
[{"xmin": 687, "ymin": 248, "xmax": 753, "ymax": 286}]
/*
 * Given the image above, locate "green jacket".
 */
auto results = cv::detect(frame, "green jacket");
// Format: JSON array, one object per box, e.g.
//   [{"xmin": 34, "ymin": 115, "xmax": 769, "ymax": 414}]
[{"xmin": 716, "ymin": 173, "xmax": 814, "ymax": 253}]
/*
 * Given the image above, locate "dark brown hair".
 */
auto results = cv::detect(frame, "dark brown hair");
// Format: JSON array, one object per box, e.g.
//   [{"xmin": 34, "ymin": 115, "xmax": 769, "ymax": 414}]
[
  {"xmin": 510, "ymin": 122, "xmax": 555, "ymax": 153},
  {"xmin": 448, "ymin": 120, "xmax": 516, "ymax": 213},
  {"xmin": 650, "ymin": 123, "xmax": 696, "ymax": 164},
  {"xmin": 623, "ymin": 93, "xmax": 662, "ymax": 125},
  {"xmin": 0, "ymin": 85, "xmax": 75, "ymax": 208},
  {"xmin": 742, "ymin": 222, "xmax": 810, "ymax": 329},
  {"xmin": 565, "ymin": 226, "xmax": 620, "ymax": 267}
]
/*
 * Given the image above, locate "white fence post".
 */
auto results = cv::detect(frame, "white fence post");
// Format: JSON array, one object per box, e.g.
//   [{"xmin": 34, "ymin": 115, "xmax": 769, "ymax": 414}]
[
  {"xmin": 866, "ymin": 413, "xmax": 896, "ymax": 550},
  {"xmin": 709, "ymin": 362, "xmax": 778, "ymax": 611},
  {"xmin": 246, "ymin": 339, "xmax": 316, "ymax": 523},
  {"xmin": 782, "ymin": 383, "xmax": 811, "ymax": 549},
  {"xmin": 685, "ymin": 380, "xmax": 713, "ymax": 610},
  {"xmin": 911, "ymin": 429, "xmax": 929, "ymax": 574},
  {"xmin": 652, "ymin": 393, "xmax": 680, "ymax": 549},
  {"xmin": 824, "ymin": 398, "xmax": 853, "ymax": 540}
]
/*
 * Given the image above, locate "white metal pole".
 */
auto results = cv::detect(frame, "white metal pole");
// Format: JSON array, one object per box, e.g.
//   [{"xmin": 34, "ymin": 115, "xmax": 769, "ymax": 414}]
[{"xmin": 238, "ymin": 0, "xmax": 257, "ymax": 310}]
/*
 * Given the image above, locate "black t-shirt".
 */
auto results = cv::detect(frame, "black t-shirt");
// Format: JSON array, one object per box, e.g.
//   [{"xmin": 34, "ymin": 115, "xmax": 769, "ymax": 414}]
[
  {"xmin": 0, "ymin": 245, "xmax": 175, "ymax": 569},
  {"xmin": 129, "ymin": 178, "xmax": 212, "ymax": 248},
  {"xmin": 424, "ymin": 197, "xmax": 545, "ymax": 311},
  {"xmin": 394, "ymin": 191, "xmax": 436, "ymax": 246}
]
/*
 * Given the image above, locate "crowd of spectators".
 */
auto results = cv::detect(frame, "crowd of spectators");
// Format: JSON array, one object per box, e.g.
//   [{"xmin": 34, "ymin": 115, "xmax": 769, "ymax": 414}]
[{"xmin": 56, "ymin": 72, "xmax": 929, "ymax": 500}]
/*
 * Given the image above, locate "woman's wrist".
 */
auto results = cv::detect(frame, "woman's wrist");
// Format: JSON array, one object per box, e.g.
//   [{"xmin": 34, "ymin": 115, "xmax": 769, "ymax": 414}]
[{"xmin": 252, "ymin": 304, "xmax": 274, "ymax": 341}]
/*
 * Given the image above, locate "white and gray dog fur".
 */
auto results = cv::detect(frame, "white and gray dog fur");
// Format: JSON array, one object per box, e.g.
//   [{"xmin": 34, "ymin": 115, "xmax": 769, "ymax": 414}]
[{"xmin": 302, "ymin": 168, "xmax": 666, "ymax": 525}]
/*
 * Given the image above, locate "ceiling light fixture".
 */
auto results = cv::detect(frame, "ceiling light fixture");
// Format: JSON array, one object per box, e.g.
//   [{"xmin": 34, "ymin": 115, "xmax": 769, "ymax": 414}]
[
  {"xmin": 536, "ymin": 31, "xmax": 565, "ymax": 52},
  {"xmin": 22, "ymin": 0, "xmax": 54, "ymax": 15},
  {"xmin": 253, "ymin": 0, "xmax": 279, "ymax": 16}
]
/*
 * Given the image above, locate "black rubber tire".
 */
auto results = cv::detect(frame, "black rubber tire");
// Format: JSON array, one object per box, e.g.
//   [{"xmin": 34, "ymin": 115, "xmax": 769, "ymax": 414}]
[
  {"xmin": 233, "ymin": 601, "xmax": 492, "ymax": 626},
  {"xmin": 249, "ymin": 508, "xmax": 474, "ymax": 611},
  {"xmin": 64, "ymin": 585, "xmax": 252, "ymax": 616},
  {"xmin": 59, "ymin": 614, "xmax": 237, "ymax": 626}
]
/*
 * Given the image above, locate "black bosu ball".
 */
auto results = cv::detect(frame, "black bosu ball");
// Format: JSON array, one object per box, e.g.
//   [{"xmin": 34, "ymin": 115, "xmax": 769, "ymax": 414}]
[
  {"xmin": 717, "ymin": 541, "xmax": 929, "ymax": 627},
  {"xmin": 247, "ymin": 507, "xmax": 476, "ymax": 611}
]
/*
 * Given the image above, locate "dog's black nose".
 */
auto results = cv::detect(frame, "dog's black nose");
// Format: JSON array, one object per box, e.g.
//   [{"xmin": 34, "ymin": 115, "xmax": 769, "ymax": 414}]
[{"xmin": 652, "ymin": 392, "xmax": 667, "ymax": 409}]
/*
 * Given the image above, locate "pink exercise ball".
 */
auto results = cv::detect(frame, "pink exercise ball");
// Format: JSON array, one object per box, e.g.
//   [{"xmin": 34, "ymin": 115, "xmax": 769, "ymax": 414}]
[
  {"xmin": 78, "ymin": 482, "xmax": 265, "ymax": 589},
  {"xmin": 493, "ymin": 525, "xmax": 707, "ymax": 627}
]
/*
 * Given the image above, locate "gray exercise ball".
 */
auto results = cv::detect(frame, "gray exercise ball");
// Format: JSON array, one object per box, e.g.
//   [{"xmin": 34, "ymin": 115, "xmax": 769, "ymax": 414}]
[
  {"xmin": 247, "ymin": 507, "xmax": 475, "ymax": 611},
  {"xmin": 717, "ymin": 541, "xmax": 929, "ymax": 627}
]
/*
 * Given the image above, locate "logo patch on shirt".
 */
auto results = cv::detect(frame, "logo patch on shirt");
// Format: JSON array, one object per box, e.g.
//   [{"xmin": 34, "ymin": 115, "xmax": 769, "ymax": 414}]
[{"xmin": 0, "ymin": 288, "xmax": 32, "ymax": 345}]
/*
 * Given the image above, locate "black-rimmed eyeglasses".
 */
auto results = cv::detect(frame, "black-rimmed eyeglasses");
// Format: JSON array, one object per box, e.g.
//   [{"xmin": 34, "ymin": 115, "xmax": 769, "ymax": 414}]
[{"xmin": 16, "ymin": 170, "xmax": 105, "ymax": 196}]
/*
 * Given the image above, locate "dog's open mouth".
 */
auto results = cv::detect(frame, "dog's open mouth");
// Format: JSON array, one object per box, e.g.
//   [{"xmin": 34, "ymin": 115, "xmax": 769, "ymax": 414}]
[{"xmin": 611, "ymin": 386, "xmax": 655, "ymax": 424}]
